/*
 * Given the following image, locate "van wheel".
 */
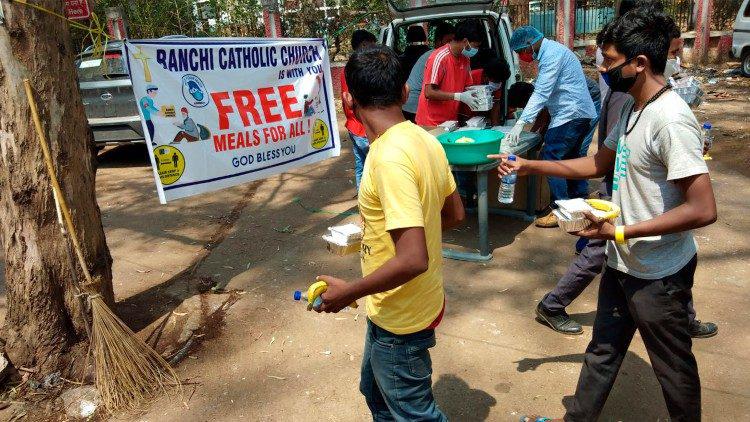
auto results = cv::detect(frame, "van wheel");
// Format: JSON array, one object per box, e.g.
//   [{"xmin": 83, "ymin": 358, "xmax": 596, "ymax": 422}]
[{"xmin": 743, "ymin": 52, "xmax": 750, "ymax": 77}]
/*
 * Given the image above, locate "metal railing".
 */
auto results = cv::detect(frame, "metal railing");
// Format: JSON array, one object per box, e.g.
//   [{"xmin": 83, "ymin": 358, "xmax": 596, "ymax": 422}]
[
  {"xmin": 499, "ymin": 0, "xmax": 741, "ymax": 42},
  {"xmin": 502, "ymin": 0, "xmax": 558, "ymax": 40},
  {"xmin": 574, "ymin": 0, "xmax": 614, "ymax": 40},
  {"xmin": 661, "ymin": 0, "xmax": 694, "ymax": 31}
]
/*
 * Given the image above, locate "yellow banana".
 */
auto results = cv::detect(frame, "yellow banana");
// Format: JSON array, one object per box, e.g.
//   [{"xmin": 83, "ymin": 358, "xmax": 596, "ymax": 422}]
[
  {"xmin": 304, "ymin": 279, "xmax": 358, "ymax": 311},
  {"xmin": 585, "ymin": 199, "xmax": 620, "ymax": 221}
]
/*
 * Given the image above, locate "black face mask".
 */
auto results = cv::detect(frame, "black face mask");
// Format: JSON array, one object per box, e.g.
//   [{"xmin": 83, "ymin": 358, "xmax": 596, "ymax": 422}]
[{"xmin": 601, "ymin": 57, "xmax": 637, "ymax": 93}]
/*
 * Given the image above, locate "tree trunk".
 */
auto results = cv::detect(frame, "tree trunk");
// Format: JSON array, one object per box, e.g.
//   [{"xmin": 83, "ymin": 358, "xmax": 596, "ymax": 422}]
[{"xmin": 0, "ymin": 1, "xmax": 114, "ymax": 377}]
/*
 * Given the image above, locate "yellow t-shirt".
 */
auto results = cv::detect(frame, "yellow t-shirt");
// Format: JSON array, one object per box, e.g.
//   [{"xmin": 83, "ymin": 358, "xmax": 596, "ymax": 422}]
[{"xmin": 358, "ymin": 121, "xmax": 456, "ymax": 335}]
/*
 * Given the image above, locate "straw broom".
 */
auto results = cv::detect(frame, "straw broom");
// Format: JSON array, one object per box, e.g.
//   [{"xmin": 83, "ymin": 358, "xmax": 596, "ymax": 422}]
[{"xmin": 23, "ymin": 79, "xmax": 181, "ymax": 412}]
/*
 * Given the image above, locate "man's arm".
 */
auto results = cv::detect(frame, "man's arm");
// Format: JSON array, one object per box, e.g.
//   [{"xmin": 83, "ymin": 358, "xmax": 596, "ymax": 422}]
[
  {"xmin": 424, "ymin": 84, "xmax": 458, "ymax": 101},
  {"xmin": 488, "ymin": 144, "xmax": 616, "ymax": 180},
  {"xmin": 576, "ymin": 173, "xmax": 717, "ymax": 240},
  {"xmin": 530, "ymin": 108, "xmax": 551, "ymax": 134},
  {"xmin": 441, "ymin": 189, "xmax": 465, "ymax": 230},
  {"xmin": 317, "ymin": 226, "xmax": 429, "ymax": 312}
]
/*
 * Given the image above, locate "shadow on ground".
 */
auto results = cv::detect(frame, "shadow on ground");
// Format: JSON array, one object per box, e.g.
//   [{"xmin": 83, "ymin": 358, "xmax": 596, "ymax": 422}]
[
  {"xmin": 514, "ymin": 351, "xmax": 668, "ymax": 420},
  {"xmin": 434, "ymin": 373, "xmax": 497, "ymax": 421}
]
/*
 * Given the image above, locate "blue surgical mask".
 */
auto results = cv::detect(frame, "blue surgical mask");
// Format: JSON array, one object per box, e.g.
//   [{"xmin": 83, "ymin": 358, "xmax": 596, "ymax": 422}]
[
  {"xmin": 462, "ymin": 46, "xmax": 478, "ymax": 58},
  {"xmin": 488, "ymin": 82, "xmax": 502, "ymax": 91}
]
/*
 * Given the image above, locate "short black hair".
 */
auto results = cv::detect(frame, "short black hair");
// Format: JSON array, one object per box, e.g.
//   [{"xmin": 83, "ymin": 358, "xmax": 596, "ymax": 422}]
[
  {"xmin": 433, "ymin": 22, "xmax": 456, "ymax": 43},
  {"xmin": 508, "ymin": 82, "xmax": 535, "ymax": 108},
  {"xmin": 484, "ymin": 57, "xmax": 511, "ymax": 83},
  {"xmin": 407, "ymin": 25, "xmax": 427, "ymax": 43},
  {"xmin": 454, "ymin": 19, "xmax": 484, "ymax": 44},
  {"xmin": 601, "ymin": 9, "xmax": 678, "ymax": 74},
  {"xmin": 351, "ymin": 30, "xmax": 376, "ymax": 51},
  {"xmin": 345, "ymin": 44, "xmax": 404, "ymax": 108}
]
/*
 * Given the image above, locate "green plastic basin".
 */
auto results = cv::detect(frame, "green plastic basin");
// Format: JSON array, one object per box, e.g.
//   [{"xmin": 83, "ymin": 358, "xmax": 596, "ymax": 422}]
[{"xmin": 436, "ymin": 129, "xmax": 505, "ymax": 165}]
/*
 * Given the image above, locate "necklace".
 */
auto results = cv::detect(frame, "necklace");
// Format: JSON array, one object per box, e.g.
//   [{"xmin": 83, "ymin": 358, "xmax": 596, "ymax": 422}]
[{"xmin": 624, "ymin": 84, "xmax": 671, "ymax": 136}]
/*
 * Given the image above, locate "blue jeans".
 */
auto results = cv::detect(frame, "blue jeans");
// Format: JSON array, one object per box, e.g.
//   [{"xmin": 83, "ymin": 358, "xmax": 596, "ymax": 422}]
[
  {"xmin": 579, "ymin": 107, "xmax": 601, "ymax": 158},
  {"xmin": 541, "ymin": 118, "xmax": 592, "ymax": 203},
  {"xmin": 350, "ymin": 132, "xmax": 369, "ymax": 190},
  {"xmin": 360, "ymin": 319, "xmax": 446, "ymax": 422}
]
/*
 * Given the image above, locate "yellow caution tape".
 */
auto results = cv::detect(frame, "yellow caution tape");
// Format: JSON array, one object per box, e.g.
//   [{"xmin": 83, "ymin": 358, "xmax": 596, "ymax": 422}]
[{"xmin": 9, "ymin": 0, "xmax": 110, "ymax": 61}]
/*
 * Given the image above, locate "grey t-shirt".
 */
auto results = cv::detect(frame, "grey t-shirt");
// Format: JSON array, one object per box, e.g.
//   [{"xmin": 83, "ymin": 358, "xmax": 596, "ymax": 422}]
[
  {"xmin": 403, "ymin": 49, "xmax": 433, "ymax": 114},
  {"xmin": 603, "ymin": 90, "xmax": 708, "ymax": 279}
]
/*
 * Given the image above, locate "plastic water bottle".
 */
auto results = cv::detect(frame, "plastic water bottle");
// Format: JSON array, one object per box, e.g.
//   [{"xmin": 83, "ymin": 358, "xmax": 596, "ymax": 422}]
[
  {"xmin": 293, "ymin": 290, "xmax": 322, "ymax": 310},
  {"xmin": 498, "ymin": 155, "xmax": 517, "ymax": 204},
  {"xmin": 702, "ymin": 122, "xmax": 713, "ymax": 159}
]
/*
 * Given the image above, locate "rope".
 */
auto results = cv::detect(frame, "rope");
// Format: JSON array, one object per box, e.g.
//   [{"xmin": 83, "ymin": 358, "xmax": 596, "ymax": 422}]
[{"xmin": 8, "ymin": 0, "xmax": 110, "ymax": 60}]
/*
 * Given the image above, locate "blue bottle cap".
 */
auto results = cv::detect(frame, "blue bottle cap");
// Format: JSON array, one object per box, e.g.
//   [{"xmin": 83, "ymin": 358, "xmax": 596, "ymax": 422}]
[
  {"xmin": 703, "ymin": 122, "xmax": 712, "ymax": 129},
  {"xmin": 293, "ymin": 290, "xmax": 302, "ymax": 301},
  {"xmin": 507, "ymin": 154, "xmax": 517, "ymax": 162}
]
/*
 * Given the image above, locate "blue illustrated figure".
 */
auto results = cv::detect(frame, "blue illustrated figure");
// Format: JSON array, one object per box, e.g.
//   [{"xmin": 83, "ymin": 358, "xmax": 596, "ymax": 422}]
[{"xmin": 140, "ymin": 84, "xmax": 163, "ymax": 146}]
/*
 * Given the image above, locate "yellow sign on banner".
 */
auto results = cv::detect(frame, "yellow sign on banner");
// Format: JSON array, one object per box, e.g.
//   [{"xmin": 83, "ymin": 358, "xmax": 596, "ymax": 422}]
[
  {"xmin": 311, "ymin": 119, "xmax": 329, "ymax": 150},
  {"xmin": 153, "ymin": 146, "xmax": 185, "ymax": 185}
]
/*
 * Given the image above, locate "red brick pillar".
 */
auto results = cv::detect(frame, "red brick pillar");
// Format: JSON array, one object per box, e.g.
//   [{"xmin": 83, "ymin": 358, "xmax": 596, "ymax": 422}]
[
  {"xmin": 556, "ymin": 0, "xmax": 576, "ymax": 49},
  {"xmin": 262, "ymin": 0, "xmax": 283, "ymax": 38},
  {"xmin": 694, "ymin": 0, "xmax": 714, "ymax": 63}
]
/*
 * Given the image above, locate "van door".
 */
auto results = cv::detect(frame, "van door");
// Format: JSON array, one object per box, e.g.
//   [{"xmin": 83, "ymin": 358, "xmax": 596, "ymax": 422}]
[{"xmin": 499, "ymin": 13, "xmax": 519, "ymax": 83}]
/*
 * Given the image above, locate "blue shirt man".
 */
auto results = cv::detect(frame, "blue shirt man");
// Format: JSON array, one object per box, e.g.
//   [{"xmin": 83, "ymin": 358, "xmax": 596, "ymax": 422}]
[
  {"xmin": 139, "ymin": 84, "xmax": 162, "ymax": 146},
  {"xmin": 509, "ymin": 26, "xmax": 597, "ymax": 227}
]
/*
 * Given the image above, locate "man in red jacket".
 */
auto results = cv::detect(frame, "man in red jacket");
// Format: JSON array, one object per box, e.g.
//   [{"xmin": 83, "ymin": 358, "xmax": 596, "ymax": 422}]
[{"xmin": 341, "ymin": 30, "xmax": 376, "ymax": 191}]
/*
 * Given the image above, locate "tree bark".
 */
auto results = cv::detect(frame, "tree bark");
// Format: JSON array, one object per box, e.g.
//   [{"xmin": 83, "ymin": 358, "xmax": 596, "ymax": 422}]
[{"xmin": 0, "ymin": 1, "xmax": 114, "ymax": 377}]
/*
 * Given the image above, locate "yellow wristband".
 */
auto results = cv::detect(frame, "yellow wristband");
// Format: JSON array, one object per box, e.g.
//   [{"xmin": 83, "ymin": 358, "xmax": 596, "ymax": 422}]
[{"xmin": 615, "ymin": 226, "xmax": 626, "ymax": 244}]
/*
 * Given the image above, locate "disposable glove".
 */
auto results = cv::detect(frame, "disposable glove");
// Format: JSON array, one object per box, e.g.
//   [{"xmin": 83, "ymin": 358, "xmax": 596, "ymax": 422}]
[
  {"xmin": 453, "ymin": 91, "xmax": 480, "ymax": 110},
  {"xmin": 505, "ymin": 120, "xmax": 525, "ymax": 148}
]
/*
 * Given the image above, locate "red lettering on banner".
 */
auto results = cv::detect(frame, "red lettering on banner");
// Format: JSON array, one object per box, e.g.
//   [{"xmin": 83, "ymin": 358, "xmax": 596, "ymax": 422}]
[
  {"xmin": 233, "ymin": 90, "xmax": 263, "ymax": 126},
  {"xmin": 211, "ymin": 85, "xmax": 303, "ymax": 132},
  {"xmin": 278, "ymin": 85, "xmax": 302, "ymax": 119},
  {"xmin": 211, "ymin": 92, "xmax": 234, "ymax": 131},
  {"xmin": 257, "ymin": 87, "xmax": 282, "ymax": 123}
]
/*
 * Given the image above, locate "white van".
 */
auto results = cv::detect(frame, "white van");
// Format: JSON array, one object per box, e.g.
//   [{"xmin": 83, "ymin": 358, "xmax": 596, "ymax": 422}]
[
  {"xmin": 380, "ymin": 0, "xmax": 519, "ymax": 118},
  {"xmin": 731, "ymin": 0, "xmax": 750, "ymax": 76}
]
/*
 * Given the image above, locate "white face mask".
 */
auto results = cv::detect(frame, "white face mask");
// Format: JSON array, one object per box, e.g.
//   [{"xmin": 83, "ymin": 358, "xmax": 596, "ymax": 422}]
[
  {"xmin": 488, "ymin": 81, "xmax": 502, "ymax": 91},
  {"xmin": 664, "ymin": 57, "xmax": 681, "ymax": 79}
]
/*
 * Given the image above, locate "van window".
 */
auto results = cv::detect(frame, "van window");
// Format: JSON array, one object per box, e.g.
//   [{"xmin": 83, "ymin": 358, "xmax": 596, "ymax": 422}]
[
  {"xmin": 745, "ymin": 0, "xmax": 750, "ymax": 17},
  {"xmin": 393, "ymin": 17, "xmax": 496, "ymax": 55},
  {"xmin": 76, "ymin": 52, "xmax": 128, "ymax": 82}
]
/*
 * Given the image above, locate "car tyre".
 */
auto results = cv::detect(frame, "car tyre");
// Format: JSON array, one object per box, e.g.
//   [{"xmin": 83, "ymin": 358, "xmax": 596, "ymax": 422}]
[{"xmin": 742, "ymin": 51, "xmax": 750, "ymax": 77}]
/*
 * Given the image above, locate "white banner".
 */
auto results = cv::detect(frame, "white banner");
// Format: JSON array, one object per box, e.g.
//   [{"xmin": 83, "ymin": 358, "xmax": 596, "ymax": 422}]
[{"xmin": 124, "ymin": 37, "xmax": 340, "ymax": 203}]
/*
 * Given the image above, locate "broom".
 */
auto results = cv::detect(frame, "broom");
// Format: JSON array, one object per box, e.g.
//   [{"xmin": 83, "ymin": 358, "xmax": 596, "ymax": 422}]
[{"xmin": 23, "ymin": 79, "xmax": 181, "ymax": 411}]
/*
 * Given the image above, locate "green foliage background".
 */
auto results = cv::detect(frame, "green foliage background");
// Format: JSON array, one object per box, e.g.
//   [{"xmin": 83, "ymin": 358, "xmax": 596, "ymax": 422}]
[{"xmin": 74, "ymin": 0, "xmax": 389, "ymax": 60}]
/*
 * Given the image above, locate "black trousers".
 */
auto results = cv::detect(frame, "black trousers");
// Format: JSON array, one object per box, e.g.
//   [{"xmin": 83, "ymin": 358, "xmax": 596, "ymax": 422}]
[
  {"xmin": 541, "ymin": 239, "xmax": 698, "ymax": 325},
  {"xmin": 565, "ymin": 255, "xmax": 701, "ymax": 422}
]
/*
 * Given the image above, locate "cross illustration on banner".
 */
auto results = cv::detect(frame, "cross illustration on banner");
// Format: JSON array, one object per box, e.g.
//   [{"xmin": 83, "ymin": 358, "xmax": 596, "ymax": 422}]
[{"xmin": 133, "ymin": 47, "xmax": 153, "ymax": 82}]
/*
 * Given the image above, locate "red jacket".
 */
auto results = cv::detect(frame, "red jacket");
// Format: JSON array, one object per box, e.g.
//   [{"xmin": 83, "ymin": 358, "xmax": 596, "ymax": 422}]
[{"xmin": 340, "ymin": 72, "xmax": 366, "ymax": 138}]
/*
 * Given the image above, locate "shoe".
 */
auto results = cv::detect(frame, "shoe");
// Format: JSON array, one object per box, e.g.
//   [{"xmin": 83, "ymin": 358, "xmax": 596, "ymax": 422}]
[
  {"xmin": 535, "ymin": 211, "xmax": 558, "ymax": 228},
  {"xmin": 535, "ymin": 303, "xmax": 583, "ymax": 335},
  {"xmin": 689, "ymin": 320, "xmax": 718, "ymax": 338}
]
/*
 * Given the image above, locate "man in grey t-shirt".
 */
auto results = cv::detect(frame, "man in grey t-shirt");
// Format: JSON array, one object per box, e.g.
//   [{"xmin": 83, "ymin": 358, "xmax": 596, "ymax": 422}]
[
  {"xmin": 402, "ymin": 23, "xmax": 455, "ymax": 122},
  {"xmin": 492, "ymin": 9, "xmax": 716, "ymax": 421}
]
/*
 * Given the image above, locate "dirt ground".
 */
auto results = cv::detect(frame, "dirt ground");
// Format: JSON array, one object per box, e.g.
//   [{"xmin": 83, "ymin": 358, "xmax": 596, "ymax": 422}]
[{"xmin": 1, "ymin": 72, "xmax": 749, "ymax": 421}]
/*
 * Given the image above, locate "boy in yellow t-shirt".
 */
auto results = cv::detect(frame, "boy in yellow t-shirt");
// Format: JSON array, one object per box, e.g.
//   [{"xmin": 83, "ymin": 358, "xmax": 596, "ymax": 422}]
[{"xmin": 314, "ymin": 45, "xmax": 464, "ymax": 420}]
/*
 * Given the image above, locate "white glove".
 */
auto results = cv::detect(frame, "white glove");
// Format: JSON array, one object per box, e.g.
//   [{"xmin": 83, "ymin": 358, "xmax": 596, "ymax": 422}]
[
  {"xmin": 506, "ymin": 120, "xmax": 525, "ymax": 148},
  {"xmin": 454, "ymin": 91, "xmax": 480, "ymax": 110}
]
